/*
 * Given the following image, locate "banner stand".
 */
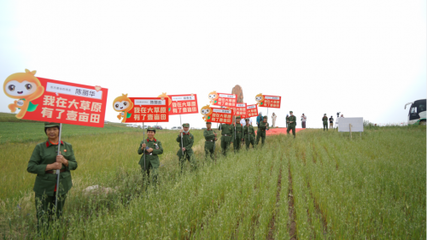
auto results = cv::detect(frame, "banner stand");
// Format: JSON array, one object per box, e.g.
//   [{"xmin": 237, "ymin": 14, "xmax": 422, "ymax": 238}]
[
  {"xmin": 180, "ymin": 115, "xmax": 185, "ymax": 160},
  {"xmin": 55, "ymin": 123, "xmax": 63, "ymax": 210},
  {"xmin": 143, "ymin": 122, "xmax": 146, "ymax": 173}
]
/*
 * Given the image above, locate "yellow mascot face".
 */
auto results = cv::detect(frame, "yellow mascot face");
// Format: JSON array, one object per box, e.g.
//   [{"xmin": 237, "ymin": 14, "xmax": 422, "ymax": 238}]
[
  {"xmin": 255, "ymin": 93, "xmax": 264, "ymax": 104},
  {"xmin": 4, "ymin": 69, "xmax": 44, "ymax": 102},
  {"xmin": 201, "ymin": 105, "xmax": 213, "ymax": 121},
  {"xmin": 158, "ymin": 92, "xmax": 172, "ymax": 106},
  {"xmin": 113, "ymin": 94, "xmax": 133, "ymax": 112},
  {"xmin": 208, "ymin": 91, "xmax": 219, "ymax": 103}
]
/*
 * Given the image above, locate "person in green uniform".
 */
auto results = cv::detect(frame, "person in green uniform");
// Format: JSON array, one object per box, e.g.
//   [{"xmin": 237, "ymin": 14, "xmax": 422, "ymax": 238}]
[
  {"xmin": 287, "ymin": 111, "xmax": 297, "ymax": 138},
  {"xmin": 233, "ymin": 116, "xmax": 244, "ymax": 152},
  {"xmin": 203, "ymin": 122, "xmax": 217, "ymax": 161},
  {"xmin": 218, "ymin": 122, "xmax": 234, "ymax": 156},
  {"xmin": 27, "ymin": 122, "xmax": 78, "ymax": 232},
  {"xmin": 177, "ymin": 123, "xmax": 196, "ymax": 171},
  {"xmin": 243, "ymin": 118, "xmax": 255, "ymax": 149},
  {"xmin": 138, "ymin": 127, "xmax": 163, "ymax": 186},
  {"xmin": 256, "ymin": 116, "xmax": 269, "ymax": 146},
  {"xmin": 322, "ymin": 114, "xmax": 328, "ymax": 131}
]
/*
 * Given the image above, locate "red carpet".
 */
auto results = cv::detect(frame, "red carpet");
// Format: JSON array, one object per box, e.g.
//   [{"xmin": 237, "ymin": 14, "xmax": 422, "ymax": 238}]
[{"xmin": 265, "ymin": 127, "xmax": 305, "ymax": 136}]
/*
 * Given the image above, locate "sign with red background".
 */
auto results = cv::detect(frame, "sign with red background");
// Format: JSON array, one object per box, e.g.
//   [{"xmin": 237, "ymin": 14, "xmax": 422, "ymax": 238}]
[
  {"xmin": 246, "ymin": 104, "xmax": 259, "ymax": 118},
  {"xmin": 168, "ymin": 94, "xmax": 198, "ymax": 115},
  {"xmin": 125, "ymin": 97, "xmax": 169, "ymax": 123},
  {"xmin": 210, "ymin": 92, "xmax": 237, "ymax": 107},
  {"xmin": 258, "ymin": 95, "xmax": 281, "ymax": 108},
  {"xmin": 235, "ymin": 103, "xmax": 247, "ymax": 118},
  {"xmin": 202, "ymin": 106, "xmax": 233, "ymax": 124},
  {"xmin": 3, "ymin": 70, "xmax": 108, "ymax": 128}
]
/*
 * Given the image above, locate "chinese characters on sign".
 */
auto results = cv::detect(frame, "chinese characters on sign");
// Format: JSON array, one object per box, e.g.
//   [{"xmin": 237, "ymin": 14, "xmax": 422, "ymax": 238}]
[
  {"xmin": 126, "ymin": 98, "xmax": 169, "ymax": 123},
  {"xmin": 246, "ymin": 104, "xmax": 259, "ymax": 118},
  {"xmin": 212, "ymin": 93, "xmax": 237, "ymax": 107},
  {"xmin": 3, "ymin": 74, "xmax": 108, "ymax": 127},
  {"xmin": 260, "ymin": 95, "xmax": 281, "ymax": 108},
  {"xmin": 208, "ymin": 108, "xmax": 234, "ymax": 124},
  {"xmin": 235, "ymin": 103, "xmax": 247, "ymax": 118},
  {"xmin": 168, "ymin": 94, "xmax": 198, "ymax": 115}
]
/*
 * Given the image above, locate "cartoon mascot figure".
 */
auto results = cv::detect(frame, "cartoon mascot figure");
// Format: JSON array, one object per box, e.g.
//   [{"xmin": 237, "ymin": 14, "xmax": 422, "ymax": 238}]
[
  {"xmin": 3, "ymin": 69, "xmax": 45, "ymax": 119},
  {"xmin": 113, "ymin": 94, "xmax": 134, "ymax": 123},
  {"xmin": 255, "ymin": 93, "xmax": 265, "ymax": 106},
  {"xmin": 201, "ymin": 105, "xmax": 213, "ymax": 121},
  {"xmin": 208, "ymin": 91, "xmax": 219, "ymax": 104},
  {"xmin": 158, "ymin": 92, "xmax": 172, "ymax": 112}
]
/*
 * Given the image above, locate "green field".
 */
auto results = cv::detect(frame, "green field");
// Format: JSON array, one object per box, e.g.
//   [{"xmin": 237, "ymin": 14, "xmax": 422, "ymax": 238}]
[{"xmin": 0, "ymin": 113, "xmax": 425, "ymax": 239}]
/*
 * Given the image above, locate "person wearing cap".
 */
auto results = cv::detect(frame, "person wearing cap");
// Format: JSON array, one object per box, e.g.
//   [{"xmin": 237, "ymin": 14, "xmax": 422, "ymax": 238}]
[
  {"xmin": 138, "ymin": 127, "xmax": 163, "ymax": 186},
  {"xmin": 177, "ymin": 123, "xmax": 196, "ymax": 171},
  {"xmin": 243, "ymin": 118, "xmax": 255, "ymax": 149},
  {"xmin": 218, "ymin": 122, "xmax": 234, "ymax": 156},
  {"xmin": 256, "ymin": 116, "xmax": 269, "ymax": 146},
  {"xmin": 203, "ymin": 122, "xmax": 217, "ymax": 161},
  {"xmin": 322, "ymin": 114, "xmax": 328, "ymax": 131},
  {"xmin": 233, "ymin": 116, "xmax": 244, "ymax": 152},
  {"xmin": 329, "ymin": 115, "xmax": 334, "ymax": 129},
  {"xmin": 287, "ymin": 111, "xmax": 297, "ymax": 138},
  {"xmin": 27, "ymin": 122, "xmax": 78, "ymax": 232},
  {"xmin": 301, "ymin": 113, "xmax": 307, "ymax": 128}
]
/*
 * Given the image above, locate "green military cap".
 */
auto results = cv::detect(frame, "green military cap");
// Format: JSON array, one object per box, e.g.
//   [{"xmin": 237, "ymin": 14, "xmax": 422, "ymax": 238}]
[
  {"xmin": 182, "ymin": 123, "xmax": 190, "ymax": 128},
  {"xmin": 324, "ymin": 113, "xmax": 327, "ymax": 115},
  {"xmin": 206, "ymin": 121, "xmax": 212, "ymax": 124},
  {"xmin": 263, "ymin": 116, "xmax": 268, "ymax": 119},
  {"xmin": 147, "ymin": 127, "xmax": 156, "ymax": 133},
  {"xmin": 45, "ymin": 122, "xmax": 60, "ymax": 128},
  {"xmin": 245, "ymin": 118, "xmax": 250, "ymax": 121},
  {"xmin": 289, "ymin": 111, "xmax": 293, "ymax": 113},
  {"xmin": 236, "ymin": 115, "xmax": 241, "ymax": 119}
]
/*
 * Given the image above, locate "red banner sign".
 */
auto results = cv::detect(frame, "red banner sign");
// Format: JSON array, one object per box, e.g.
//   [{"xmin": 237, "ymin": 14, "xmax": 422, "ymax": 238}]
[
  {"xmin": 3, "ymin": 70, "xmax": 108, "ymax": 127},
  {"xmin": 168, "ymin": 94, "xmax": 198, "ymax": 115},
  {"xmin": 255, "ymin": 94, "xmax": 281, "ymax": 108},
  {"xmin": 246, "ymin": 104, "xmax": 259, "ymax": 118},
  {"xmin": 209, "ymin": 91, "xmax": 237, "ymax": 107},
  {"xmin": 201, "ymin": 105, "xmax": 233, "ymax": 124},
  {"xmin": 113, "ymin": 97, "xmax": 169, "ymax": 123},
  {"xmin": 235, "ymin": 103, "xmax": 247, "ymax": 118}
]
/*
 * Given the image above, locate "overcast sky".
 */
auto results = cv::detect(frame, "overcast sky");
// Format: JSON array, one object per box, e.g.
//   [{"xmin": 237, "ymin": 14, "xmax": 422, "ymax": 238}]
[{"xmin": 1, "ymin": 0, "xmax": 425, "ymax": 129}]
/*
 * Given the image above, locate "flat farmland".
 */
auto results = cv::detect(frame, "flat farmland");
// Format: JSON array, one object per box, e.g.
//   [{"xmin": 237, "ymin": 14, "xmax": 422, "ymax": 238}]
[{"xmin": 0, "ymin": 116, "xmax": 425, "ymax": 239}]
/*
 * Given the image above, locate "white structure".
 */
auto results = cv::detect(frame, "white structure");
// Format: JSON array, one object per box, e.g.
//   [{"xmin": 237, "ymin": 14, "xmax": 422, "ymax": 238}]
[{"xmin": 338, "ymin": 117, "xmax": 364, "ymax": 132}]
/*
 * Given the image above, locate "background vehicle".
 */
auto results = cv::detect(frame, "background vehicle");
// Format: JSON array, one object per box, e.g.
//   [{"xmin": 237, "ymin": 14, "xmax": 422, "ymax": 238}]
[
  {"xmin": 171, "ymin": 126, "xmax": 182, "ymax": 130},
  {"xmin": 404, "ymin": 99, "xmax": 426, "ymax": 125}
]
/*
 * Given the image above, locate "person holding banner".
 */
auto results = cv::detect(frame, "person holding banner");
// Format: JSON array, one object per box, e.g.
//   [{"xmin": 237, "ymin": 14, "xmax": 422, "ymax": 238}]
[
  {"xmin": 234, "ymin": 116, "xmax": 244, "ymax": 152},
  {"xmin": 203, "ymin": 122, "xmax": 217, "ymax": 161},
  {"xmin": 27, "ymin": 122, "xmax": 77, "ymax": 232},
  {"xmin": 138, "ymin": 127, "xmax": 163, "ymax": 186},
  {"xmin": 177, "ymin": 123, "xmax": 196, "ymax": 171},
  {"xmin": 287, "ymin": 111, "xmax": 297, "ymax": 138},
  {"xmin": 243, "ymin": 118, "xmax": 255, "ymax": 149},
  {"xmin": 256, "ymin": 116, "xmax": 269, "ymax": 146},
  {"xmin": 218, "ymin": 122, "xmax": 234, "ymax": 156}
]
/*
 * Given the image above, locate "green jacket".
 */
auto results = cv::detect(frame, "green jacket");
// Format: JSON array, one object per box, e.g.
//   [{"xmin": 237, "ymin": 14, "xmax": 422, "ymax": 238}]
[
  {"xmin": 138, "ymin": 138, "xmax": 163, "ymax": 165},
  {"xmin": 243, "ymin": 125, "xmax": 255, "ymax": 139},
  {"xmin": 258, "ymin": 121, "xmax": 269, "ymax": 132},
  {"xmin": 219, "ymin": 123, "xmax": 234, "ymax": 136},
  {"xmin": 27, "ymin": 141, "xmax": 78, "ymax": 196},
  {"xmin": 204, "ymin": 129, "xmax": 216, "ymax": 141},
  {"xmin": 235, "ymin": 123, "xmax": 243, "ymax": 140},
  {"xmin": 288, "ymin": 115, "xmax": 297, "ymax": 127},
  {"xmin": 176, "ymin": 132, "xmax": 194, "ymax": 155},
  {"xmin": 322, "ymin": 116, "xmax": 328, "ymax": 124}
]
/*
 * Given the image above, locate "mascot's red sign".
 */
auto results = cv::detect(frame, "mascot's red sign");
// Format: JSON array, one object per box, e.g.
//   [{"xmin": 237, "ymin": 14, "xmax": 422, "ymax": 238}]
[
  {"xmin": 113, "ymin": 96, "xmax": 169, "ymax": 123},
  {"xmin": 208, "ymin": 91, "xmax": 237, "ymax": 107},
  {"xmin": 201, "ymin": 105, "xmax": 233, "ymax": 124},
  {"xmin": 3, "ymin": 69, "xmax": 108, "ymax": 127},
  {"xmin": 255, "ymin": 94, "xmax": 281, "ymax": 108},
  {"xmin": 158, "ymin": 93, "xmax": 198, "ymax": 115},
  {"xmin": 246, "ymin": 104, "xmax": 259, "ymax": 118}
]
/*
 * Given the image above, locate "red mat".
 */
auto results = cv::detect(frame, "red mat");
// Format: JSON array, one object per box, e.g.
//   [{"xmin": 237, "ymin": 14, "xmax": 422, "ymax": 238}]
[{"xmin": 265, "ymin": 128, "xmax": 305, "ymax": 136}]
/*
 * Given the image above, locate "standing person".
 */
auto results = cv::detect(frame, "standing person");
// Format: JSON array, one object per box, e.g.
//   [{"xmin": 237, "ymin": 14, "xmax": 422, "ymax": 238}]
[
  {"xmin": 256, "ymin": 112, "xmax": 263, "ymax": 127},
  {"xmin": 271, "ymin": 112, "xmax": 277, "ymax": 127},
  {"xmin": 286, "ymin": 114, "xmax": 290, "ymax": 128},
  {"xmin": 301, "ymin": 113, "xmax": 307, "ymax": 128},
  {"xmin": 234, "ymin": 116, "xmax": 244, "ymax": 152},
  {"xmin": 256, "ymin": 116, "xmax": 269, "ymax": 146},
  {"xmin": 176, "ymin": 123, "xmax": 196, "ymax": 171},
  {"xmin": 27, "ymin": 122, "xmax": 78, "ymax": 232},
  {"xmin": 243, "ymin": 118, "xmax": 255, "ymax": 149},
  {"xmin": 203, "ymin": 122, "xmax": 217, "ymax": 161},
  {"xmin": 286, "ymin": 111, "xmax": 297, "ymax": 138},
  {"xmin": 322, "ymin": 114, "xmax": 328, "ymax": 131},
  {"xmin": 329, "ymin": 115, "xmax": 334, "ymax": 129},
  {"xmin": 219, "ymin": 122, "xmax": 234, "ymax": 156},
  {"xmin": 138, "ymin": 126, "xmax": 163, "ymax": 186}
]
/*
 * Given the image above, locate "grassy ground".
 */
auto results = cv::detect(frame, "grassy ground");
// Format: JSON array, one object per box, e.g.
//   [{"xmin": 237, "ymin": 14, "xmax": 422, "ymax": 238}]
[{"xmin": 0, "ymin": 116, "xmax": 425, "ymax": 239}]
